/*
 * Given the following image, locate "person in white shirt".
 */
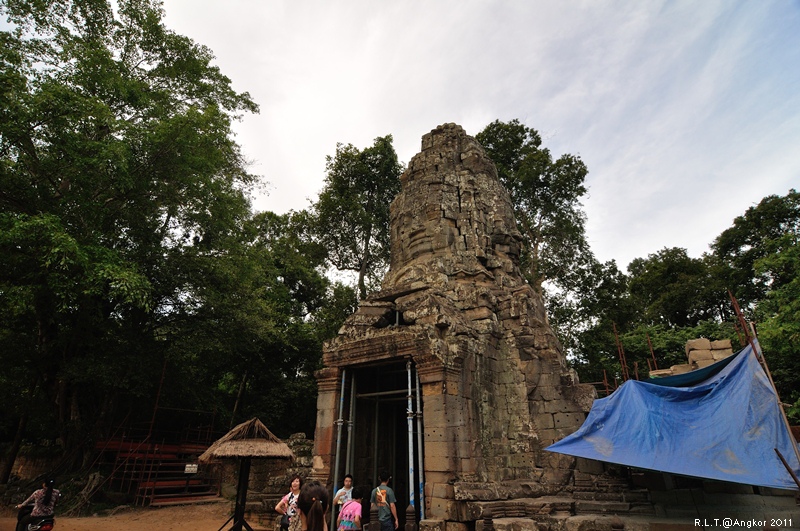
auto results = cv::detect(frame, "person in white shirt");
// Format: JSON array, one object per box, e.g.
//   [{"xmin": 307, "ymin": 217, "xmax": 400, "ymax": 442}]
[{"xmin": 333, "ymin": 474, "xmax": 353, "ymax": 505}]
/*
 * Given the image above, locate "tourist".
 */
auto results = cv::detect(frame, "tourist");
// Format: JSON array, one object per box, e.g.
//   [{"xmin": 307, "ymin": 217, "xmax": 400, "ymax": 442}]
[
  {"xmin": 15, "ymin": 478, "xmax": 60, "ymax": 531},
  {"xmin": 275, "ymin": 474, "xmax": 303, "ymax": 531},
  {"xmin": 337, "ymin": 486, "xmax": 363, "ymax": 531},
  {"xmin": 333, "ymin": 474, "xmax": 353, "ymax": 505},
  {"xmin": 370, "ymin": 471, "xmax": 398, "ymax": 531},
  {"xmin": 297, "ymin": 480, "xmax": 330, "ymax": 531}
]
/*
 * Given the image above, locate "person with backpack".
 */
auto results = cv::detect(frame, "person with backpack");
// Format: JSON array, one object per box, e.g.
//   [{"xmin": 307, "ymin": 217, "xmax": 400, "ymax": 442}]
[
  {"xmin": 370, "ymin": 471, "xmax": 398, "ymax": 531},
  {"xmin": 337, "ymin": 486, "xmax": 363, "ymax": 531},
  {"xmin": 275, "ymin": 474, "xmax": 303, "ymax": 531}
]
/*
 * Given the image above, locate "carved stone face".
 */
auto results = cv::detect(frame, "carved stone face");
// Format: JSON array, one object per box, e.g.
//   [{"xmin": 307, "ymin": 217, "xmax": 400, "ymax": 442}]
[{"xmin": 384, "ymin": 123, "xmax": 522, "ymax": 291}]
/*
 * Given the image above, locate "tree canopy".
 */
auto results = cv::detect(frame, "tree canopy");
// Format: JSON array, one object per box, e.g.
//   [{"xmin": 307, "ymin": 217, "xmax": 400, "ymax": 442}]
[
  {"xmin": 310, "ymin": 135, "xmax": 403, "ymax": 300},
  {"xmin": 567, "ymin": 190, "xmax": 800, "ymax": 418},
  {"xmin": 0, "ymin": 0, "xmax": 340, "ymax": 479},
  {"xmin": 476, "ymin": 119, "xmax": 592, "ymax": 293}
]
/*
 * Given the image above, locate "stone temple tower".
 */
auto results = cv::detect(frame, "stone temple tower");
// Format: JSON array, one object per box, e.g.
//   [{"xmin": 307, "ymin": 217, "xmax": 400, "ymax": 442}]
[{"xmin": 312, "ymin": 124, "xmax": 595, "ymax": 526}]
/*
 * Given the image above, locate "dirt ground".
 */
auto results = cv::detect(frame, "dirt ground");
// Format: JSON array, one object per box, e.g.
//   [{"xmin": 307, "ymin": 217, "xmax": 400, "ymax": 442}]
[{"xmin": 0, "ymin": 500, "xmax": 275, "ymax": 531}]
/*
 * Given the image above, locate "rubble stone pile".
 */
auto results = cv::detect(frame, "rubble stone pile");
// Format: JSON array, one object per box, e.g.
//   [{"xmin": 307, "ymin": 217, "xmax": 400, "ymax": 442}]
[{"xmin": 649, "ymin": 338, "xmax": 735, "ymax": 378}]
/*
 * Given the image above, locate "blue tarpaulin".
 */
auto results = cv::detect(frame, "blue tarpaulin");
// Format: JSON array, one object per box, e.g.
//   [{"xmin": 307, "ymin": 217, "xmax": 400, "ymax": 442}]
[{"xmin": 546, "ymin": 342, "xmax": 800, "ymax": 490}]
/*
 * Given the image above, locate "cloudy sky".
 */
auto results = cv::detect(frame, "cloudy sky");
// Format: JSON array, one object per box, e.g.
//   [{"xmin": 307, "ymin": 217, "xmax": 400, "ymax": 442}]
[{"xmin": 161, "ymin": 0, "xmax": 799, "ymax": 270}]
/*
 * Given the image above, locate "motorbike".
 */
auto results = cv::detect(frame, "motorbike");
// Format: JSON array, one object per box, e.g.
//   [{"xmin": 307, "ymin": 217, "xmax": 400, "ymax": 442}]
[{"xmin": 16, "ymin": 503, "xmax": 56, "ymax": 531}]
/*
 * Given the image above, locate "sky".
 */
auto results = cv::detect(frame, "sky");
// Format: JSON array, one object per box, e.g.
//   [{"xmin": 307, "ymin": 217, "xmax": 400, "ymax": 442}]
[{"xmin": 160, "ymin": 0, "xmax": 800, "ymax": 270}]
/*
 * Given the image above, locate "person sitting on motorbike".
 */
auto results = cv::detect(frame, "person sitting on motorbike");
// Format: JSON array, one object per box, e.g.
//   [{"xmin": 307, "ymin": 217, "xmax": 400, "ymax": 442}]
[{"xmin": 15, "ymin": 478, "xmax": 60, "ymax": 531}]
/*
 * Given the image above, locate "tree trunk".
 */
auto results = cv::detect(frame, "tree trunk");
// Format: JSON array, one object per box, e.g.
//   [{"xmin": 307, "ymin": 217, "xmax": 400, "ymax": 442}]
[
  {"xmin": 1, "ymin": 413, "xmax": 28, "ymax": 484},
  {"xmin": 358, "ymin": 225, "xmax": 373, "ymax": 301},
  {"xmin": 230, "ymin": 371, "xmax": 248, "ymax": 429}
]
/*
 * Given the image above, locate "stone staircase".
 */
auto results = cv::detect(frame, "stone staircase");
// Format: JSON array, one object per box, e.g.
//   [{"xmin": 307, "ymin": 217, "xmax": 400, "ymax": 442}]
[
  {"xmin": 463, "ymin": 489, "xmax": 798, "ymax": 531},
  {"xmin": 462, "ymin": 470, "xmax": 799, "ymax": 531},
  {"xmin": 649, "ymin": 487, "xmax": 798, "ymax": 525},
  {"xmin": 571, "ymin": 470, "xmax": 655, "ymax": 517}
]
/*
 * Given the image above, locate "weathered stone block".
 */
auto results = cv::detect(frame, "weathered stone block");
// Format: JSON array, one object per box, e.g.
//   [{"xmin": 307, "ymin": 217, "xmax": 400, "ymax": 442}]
[
  {"xmin": 534, "ymin": 372, "xmax": 563, "ymax": 388},
  {"xmin": 424, "ymin": 428, "xmax": 449, "ymax": 443},
  {"xmin": 649, "ymin": 368, "xmax": 674, "ymax": 378},
  {"xmin": 431, "ymin": 483, "xmax": 455, "ymax": 499},
  {"xmin": 530, "ymin": 385, "xmax": 560, "ymax": 401},
  {"xmin": 670, "ymin": 364, "xmax": 692, "ymax": 374},
  {"xmin": 419, "ymin": 520, "xmax": 446, "ymax": 531},
  {"xmin": 685, "ymin": 338, "xmax": 712, "ymax": 354},
  {"xmin": 460, "ymin": 457, "xmax": 477, "ymax": 474},
  {"xmin": 426, "ymin": 441, "xmax": 455, "ymax": 459},
  {"xmin": 465, "ymin": 306, "xmax": 494, "ymax": 321},
  {"xmin": 534, "ymin": 413, "xmax": 554, "ymax": 430},
  {"xmin": 711, "ymin": 348, "xmax": 733, "ymax": 360},
  {"xmin": 553, "ymin": 412, "xmax": 583, "ymax": 430},
  {"xmin": 694, "ymin": 359, "xmax": 716, "ymax": 369},
  {"xmin": 541, "ymin": 400, "xmax": 575, "ymax": 414},
  {"xmin": 428, "ymin": 497, "xmax": 461, "ymax": 520},
  {"xmin": 426, "ymin": 454, "xmax": 454, "ymax": 473},
  {"xmin": 575, "ymin": 457, "xmax": 605, "ymax": 475},
  {"xmin": 575, "ymin": 500, "xmax": 630, "ymax": 513},
  {"xmin": 710, "ymin": 339, "xmax": 732, "ymax": 350},
  {"xmin": 507, "ymin": 453, "xmax": 535, "ymax": 469},
  {"xmin": 688, "ymin": 349, "xmax": 713, "ymax": 363},
  {"xmin": 445, "ymin": 522, "xmax": 468, "ymax": 531}
]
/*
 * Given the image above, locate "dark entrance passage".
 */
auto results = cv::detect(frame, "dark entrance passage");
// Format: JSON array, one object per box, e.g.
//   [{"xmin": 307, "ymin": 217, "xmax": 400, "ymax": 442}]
[{"xmin": 330, "ymin": 360, "xmax": 424, "ymax": 529}]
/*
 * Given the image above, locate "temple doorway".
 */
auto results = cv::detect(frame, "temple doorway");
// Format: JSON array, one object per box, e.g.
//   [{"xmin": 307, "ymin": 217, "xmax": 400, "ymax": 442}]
[{"xmin": 331, "ymin": 360, "xmax": 424, "ymax": 528}]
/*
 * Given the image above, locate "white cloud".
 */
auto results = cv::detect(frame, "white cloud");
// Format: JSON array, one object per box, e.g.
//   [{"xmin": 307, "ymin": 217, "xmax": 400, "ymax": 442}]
[{"xmin": 162, "ymin": 0, "xmax": 800, "ymax": 270}]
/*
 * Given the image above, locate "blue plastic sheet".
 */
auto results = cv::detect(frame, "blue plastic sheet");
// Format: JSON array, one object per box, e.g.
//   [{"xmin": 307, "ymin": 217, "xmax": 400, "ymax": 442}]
[{"xmin": 546, "ymin": 342, "xmax": 800, "ymax": 490}]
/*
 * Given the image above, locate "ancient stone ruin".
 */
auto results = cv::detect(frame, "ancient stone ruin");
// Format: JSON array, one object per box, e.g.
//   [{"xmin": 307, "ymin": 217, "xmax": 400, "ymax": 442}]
[
  {"xmin": 310, "ymin": 123, "xmax": 800, "ymax": 530},
  {"xmin": 649, "ymin": 338, "xmax": 735, "ymax": 378},
  {"xmin": 311, "ymin": 123, "xmax": 596, "ymax": 526}
]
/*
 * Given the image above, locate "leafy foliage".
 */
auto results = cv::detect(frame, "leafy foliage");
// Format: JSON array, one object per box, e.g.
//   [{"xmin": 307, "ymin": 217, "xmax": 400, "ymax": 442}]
[
  {"xmin": 568, "ymin": 190, "xmax": 800, "ymax": 419},
  {"xmin": 627, "ymin": 247, "xmax": 726, "ymax": 327},
  {"xmin": 476, "ymin": 119, "xmax": 592, "ymax": 293},
  {"xmin": 0, "ymin": 0, "xmax": 338, "ymax": 474},
  {"xmin": 310, "ymin": 135, "xmax": 403, "ymax": 300},
  {"xmin": 711, "ymin": 190, "xmax": 800, "ymax": 306}
]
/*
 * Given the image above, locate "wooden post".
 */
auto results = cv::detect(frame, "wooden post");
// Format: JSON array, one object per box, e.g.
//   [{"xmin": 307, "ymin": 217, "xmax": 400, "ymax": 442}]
[{"xmin": 232, "ymin": 457, "xmax": 252, "ymax": 531}]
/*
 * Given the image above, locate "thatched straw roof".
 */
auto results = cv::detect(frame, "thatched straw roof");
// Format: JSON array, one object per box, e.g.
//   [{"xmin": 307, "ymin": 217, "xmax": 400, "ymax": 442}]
[{"xmin": 199, "ymin": 418, "xmax": 295, "ymax": 462}]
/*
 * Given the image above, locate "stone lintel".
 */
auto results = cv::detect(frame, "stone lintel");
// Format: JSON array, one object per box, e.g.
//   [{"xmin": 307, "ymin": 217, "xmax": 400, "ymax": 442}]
[{"xmin": 323, "ymin": 333, "xmax": 428, "ymax": 366}]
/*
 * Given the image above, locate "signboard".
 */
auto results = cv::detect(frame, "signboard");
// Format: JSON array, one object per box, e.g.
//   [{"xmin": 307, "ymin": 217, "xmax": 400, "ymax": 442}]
[{"xmin": 184, "ymin": 463, "xmax": 199, "ymax": 474}]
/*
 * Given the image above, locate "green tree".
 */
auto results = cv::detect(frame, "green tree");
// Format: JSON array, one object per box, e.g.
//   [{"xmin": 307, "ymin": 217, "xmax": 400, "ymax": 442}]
[
  {"xmin": 560, "ymin": 259, "xmax": 633, "ymax": 386},
  {"xmin": 711, "ymin": 189, "xmax": 800, "ymax": 306},
  {"xmin": 196, "ymin": 211, "xmax": 331, "ymax": 436},
  {"xmin": 627, "ymin": 247, "xmax": 723, "ymax": 328},
  {"xmin": 476, "ymin": 119, "xmax": 592, "ymax": 293},
  {"xmin": 0, "ymin": 0, "xmax": 259, "ymax": 473},
  {"xmin": 753, "ymin": 234, "xmax": 800, "ymax": 422},
  {"xmin": 548, "ymin": 258, "xmax": 632, "ymax": 357},
  {"xmin": 311, "ymin": 136, "xmax": 403, "ymax": 300},
  {"xmin": 708, "ymin": 190, "xmax": 800, "ymax": 419},
  {"xmin": 310, "ymin": 281, "xmax": 358, "ymax": 343}
]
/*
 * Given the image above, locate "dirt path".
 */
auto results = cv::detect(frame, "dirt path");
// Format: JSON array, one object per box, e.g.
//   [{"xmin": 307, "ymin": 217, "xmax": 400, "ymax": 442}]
[{"xmin": 0, "ymin": 501, "xmax": 274, "ymax": 531}]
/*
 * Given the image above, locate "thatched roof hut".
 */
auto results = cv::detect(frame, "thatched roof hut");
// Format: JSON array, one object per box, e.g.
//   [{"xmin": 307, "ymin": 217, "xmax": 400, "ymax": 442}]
[
  {"xmin": 199, "ymin": 417, "xmax": 294, "ymax": 462},
  {"xmin": 201, "ymin": 418, "xmax": 294, "ymax": 531}
]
